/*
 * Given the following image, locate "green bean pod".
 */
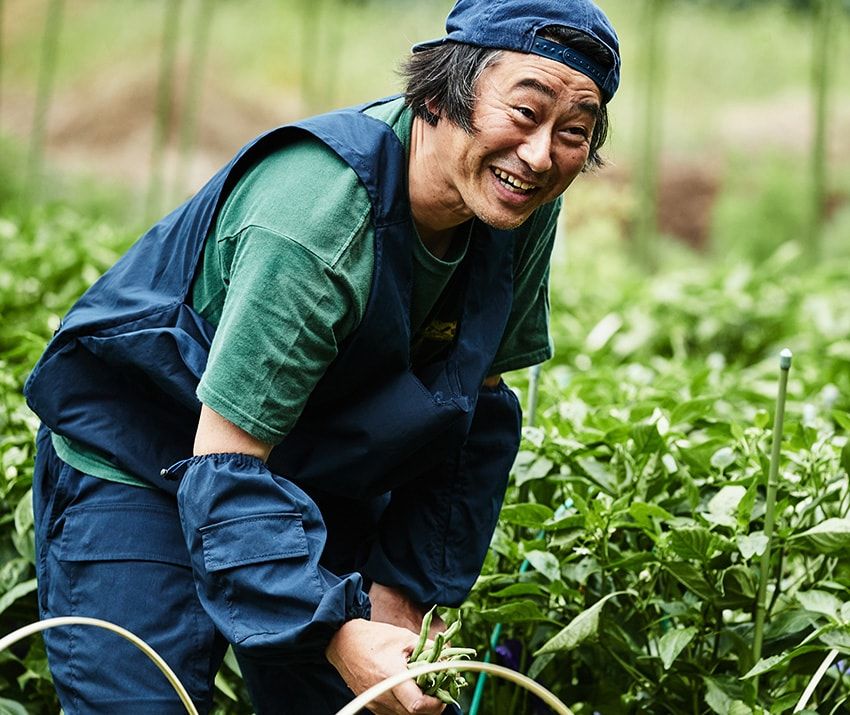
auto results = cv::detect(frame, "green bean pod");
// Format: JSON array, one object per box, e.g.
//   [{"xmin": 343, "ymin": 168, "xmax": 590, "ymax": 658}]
[{"xmin": 410, "ymin": 606, "xmax": 436, "ymax": 662}]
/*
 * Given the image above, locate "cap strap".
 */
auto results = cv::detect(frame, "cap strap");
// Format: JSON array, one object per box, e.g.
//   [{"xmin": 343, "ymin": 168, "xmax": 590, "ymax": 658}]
[{"xmin": 531, "ymin": 36, "xmax": 610, "ymax": 98}]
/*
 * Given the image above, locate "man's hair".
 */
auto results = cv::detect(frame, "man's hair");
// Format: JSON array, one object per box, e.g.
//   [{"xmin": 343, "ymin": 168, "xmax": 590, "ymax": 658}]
[{"xmin": 401, "ymin": 26, "xmax": 614, "ymax": 169}]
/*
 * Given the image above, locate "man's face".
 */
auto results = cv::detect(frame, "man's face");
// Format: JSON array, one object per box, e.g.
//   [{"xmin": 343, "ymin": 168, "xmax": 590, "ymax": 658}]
[{"xmin": 432, "ymin": 51, "xmax": 602, "ymax": 230}]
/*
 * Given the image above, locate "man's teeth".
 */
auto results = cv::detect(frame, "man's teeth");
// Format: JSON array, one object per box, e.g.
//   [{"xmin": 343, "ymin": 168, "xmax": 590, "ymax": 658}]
[{"xmin": 494, "ymin": 168, "xmax": 534, "ymax": 192}]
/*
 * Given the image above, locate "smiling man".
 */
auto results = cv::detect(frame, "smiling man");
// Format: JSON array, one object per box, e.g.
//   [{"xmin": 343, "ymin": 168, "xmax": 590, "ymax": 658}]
[{"xmin": 25, "ymin": 1, "xmax": 620, "ymax": 714}]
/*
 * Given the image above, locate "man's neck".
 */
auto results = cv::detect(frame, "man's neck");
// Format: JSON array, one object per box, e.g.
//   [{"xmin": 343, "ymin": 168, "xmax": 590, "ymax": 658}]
[{"xmin": 408, "ymin": 115, "xmax": 471, "ymax": 259}]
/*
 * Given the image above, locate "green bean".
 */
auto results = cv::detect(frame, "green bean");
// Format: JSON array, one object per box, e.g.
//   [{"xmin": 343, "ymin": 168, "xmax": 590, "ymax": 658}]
[
  {"xmin": 435, "ymin": 688, "xmax": 459, "ymax": 706},
  {"xmin": 410, "ymin": 606, "xmax": 435, "ymax": 662}
]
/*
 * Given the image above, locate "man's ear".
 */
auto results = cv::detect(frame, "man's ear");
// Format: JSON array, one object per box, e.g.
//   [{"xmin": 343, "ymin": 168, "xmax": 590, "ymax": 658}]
[{"xmin": 424, "ymin": 97, "xmax": 441, "ymax": 118}]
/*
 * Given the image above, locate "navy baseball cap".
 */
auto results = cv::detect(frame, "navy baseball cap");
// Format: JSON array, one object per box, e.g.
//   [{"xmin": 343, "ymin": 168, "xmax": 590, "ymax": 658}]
[{"xmin": 413, "ymin": 0, "xmax": 620, "ymax": 102}]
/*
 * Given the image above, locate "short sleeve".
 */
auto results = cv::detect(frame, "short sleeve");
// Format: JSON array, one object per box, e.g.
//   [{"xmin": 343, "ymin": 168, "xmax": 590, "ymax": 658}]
[{"xmin": 489, "ymin": 198, "xmax": 561, "ymax": 375}]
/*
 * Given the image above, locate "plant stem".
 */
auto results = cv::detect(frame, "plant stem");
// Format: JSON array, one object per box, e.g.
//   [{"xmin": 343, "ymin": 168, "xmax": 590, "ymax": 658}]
[{"xmin": 753, "ymin": 349, "xmax": 792, "ymax": 698}]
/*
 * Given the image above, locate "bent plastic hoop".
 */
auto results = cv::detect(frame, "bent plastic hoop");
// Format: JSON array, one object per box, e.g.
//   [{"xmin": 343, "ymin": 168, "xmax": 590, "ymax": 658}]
[
  {"xmin": 333, "ymin": 660, "xmax": 574, "ymax": 715},
  {"xmin": 1, "ymin": 619, "xmax": 573, "ymax": 715},
  {"xmin": 0, "ymin": 616, "xmax": 200, "ymax": 715}
]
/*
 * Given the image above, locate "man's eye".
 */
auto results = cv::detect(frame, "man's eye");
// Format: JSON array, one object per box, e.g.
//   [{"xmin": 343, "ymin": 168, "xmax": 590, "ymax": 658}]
[{"xmin": 514, "ymin": 106, "xmax": 536, "ymax": 121}]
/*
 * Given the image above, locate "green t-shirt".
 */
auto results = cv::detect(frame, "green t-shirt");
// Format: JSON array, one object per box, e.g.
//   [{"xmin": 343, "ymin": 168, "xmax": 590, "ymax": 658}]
[{"xmin": 54, "ymin": 98, "xmax": 558, "ymax": 484}]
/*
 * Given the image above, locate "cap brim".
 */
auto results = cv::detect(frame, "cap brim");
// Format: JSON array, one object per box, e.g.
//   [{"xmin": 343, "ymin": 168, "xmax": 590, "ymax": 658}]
[{"xmin": 411, "ymin": 37, "xmax": 450, "ymax": 53}]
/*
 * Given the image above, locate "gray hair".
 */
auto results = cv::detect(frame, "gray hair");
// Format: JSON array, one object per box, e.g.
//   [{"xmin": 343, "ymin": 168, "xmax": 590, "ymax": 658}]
[{"xmin": 401, "ymin": 27, "xmax": 613, "ymax": 169}]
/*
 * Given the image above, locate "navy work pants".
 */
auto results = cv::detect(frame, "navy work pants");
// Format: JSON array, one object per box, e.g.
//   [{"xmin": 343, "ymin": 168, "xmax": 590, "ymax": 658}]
[{"xmin": 31, "ymin": 427, "xmax": 358, "ymax": 714}]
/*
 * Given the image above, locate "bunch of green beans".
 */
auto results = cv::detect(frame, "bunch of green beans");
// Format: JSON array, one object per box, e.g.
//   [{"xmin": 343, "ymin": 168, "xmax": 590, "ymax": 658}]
[{"xmin": 408, "ymin": 607, "xmax": 476, "ymax": 706}]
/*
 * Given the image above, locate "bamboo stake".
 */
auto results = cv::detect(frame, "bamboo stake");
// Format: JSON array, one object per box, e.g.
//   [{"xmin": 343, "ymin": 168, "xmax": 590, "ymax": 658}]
[
  {"xmin": 146, "ymin": 0, "xmax": 183, "ymax": 223},
  {"xmin": 633, "ymin": 0, "xmax": 665, "ymax": 272},
  {"xmin": 0, "ymin": 0, "xmax": 5, "ymax": 133},
  {"xmin": 752, "ymin": 349, "xmax": 792, "ymax": 697},
  {"xmin": 27, "ymin": 0, "xmax": 64, "ymax": 199},
  {"xmin": 172, "ymin": 0, "xmax": 215, "ymax": 201},
  {"xmin": 807, "ymin": 0, "xmax": 839, "ymax": 263}
]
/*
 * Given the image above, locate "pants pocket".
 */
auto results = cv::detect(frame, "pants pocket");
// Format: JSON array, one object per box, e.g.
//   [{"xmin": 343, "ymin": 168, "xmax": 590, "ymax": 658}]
[{"xmin": 45, "ymin": 501, "xmax": 225, "ymax": 714}]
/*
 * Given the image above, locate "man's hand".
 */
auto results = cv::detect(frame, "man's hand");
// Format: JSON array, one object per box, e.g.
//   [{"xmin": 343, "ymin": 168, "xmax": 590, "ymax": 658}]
[
  {"xmin": 325, "ymin": 619, "xmax": 446, "ymax": 715},
  {"xmin": 368, "ymin": 583, "xmax": 446, "ymax": 640}
]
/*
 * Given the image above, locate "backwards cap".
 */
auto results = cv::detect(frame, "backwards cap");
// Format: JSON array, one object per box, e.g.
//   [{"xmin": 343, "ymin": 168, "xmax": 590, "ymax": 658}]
[{"xmin": 413, "ymin": 0, "xmax": 620, "ymax": 102}]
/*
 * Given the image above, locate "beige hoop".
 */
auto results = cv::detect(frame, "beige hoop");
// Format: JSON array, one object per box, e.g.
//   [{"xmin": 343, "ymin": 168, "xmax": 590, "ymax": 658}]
[{"xmin": 334, "ymin": 660, "xmax": 573, "ymax": 715}]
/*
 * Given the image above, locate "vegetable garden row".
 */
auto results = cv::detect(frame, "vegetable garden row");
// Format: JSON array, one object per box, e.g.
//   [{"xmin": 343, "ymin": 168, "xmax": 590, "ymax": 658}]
[{"xmin": 1, "ymin": 192, "xmax": 849, "ymax": 713}]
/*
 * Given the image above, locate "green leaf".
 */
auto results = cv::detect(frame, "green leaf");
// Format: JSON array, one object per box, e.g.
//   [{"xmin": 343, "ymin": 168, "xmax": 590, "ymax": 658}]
[
  {"xmin": 629, "ymin": 502, "xmax": 673, "ymax": 531},
  {"xmin": 0, "ymin": 698, "xmax": 30, "ymax": 715},
  {"xmin": 499, "ymin": 503, "xmax": 554, "ymax": 529},
  {"xmin": 704, "ymin": 677, "xmax": 753, "ymax": 715},
  {"xmin": 669, "ymin": 527, "xmax": 721, "ymax": 562},
  {"xmin": 754, "ymin": 409, "xmax": 770, "ymax": 429},
  {"xmin": 490, "ymin": 583, "xmax": 546, "ymax": 599},
  {"xmin": 664, "ymin": 562, "xmax": 717, "ymax": 601},
  {"xmin": 633, "ymin": 424, "xmax": 664, "ymax": 454},
  {"xmin": 0, "ymin": 579, "xmax": 37, "ymax": 618},
  {"xmin": 658, "ymin": 626, "xmax": 697, "ymax": 670},
  {"xmin": 797, "ymin": 590, "xmax": 843, "ymax": 620},
  {"xmin": 514, "ymin": 455, "xmax": 555, "ymax": 487},
  {"xmin": 841, "ymin": 440, "xmax": 850, "ymax": 477},
  {"xmin": 832, "ymin": 410, "xmax": 850, "ymax": 433},
  {"xmin": 670, "ymin": 398, "xmax": 716, "ymax": 426},
  {"xmin": 527, "ymin": 653, "xmax": 555, "ymax": 680},
  {"xmin": 533, "ymin": 591, "xmax": 631, "ymax": 655},
  {"xmin": 737, "ymin": 532, "xmax": 769, "ymax": 560},
  {"xmin": 479, "ymin": 599, "xmax": 548, "ymax": 624},
  {"xmin": 575, "ymin": 457, "xmax": 616, "ymax": 493},
  {"xmin": 13, "ymin": 489, "xmax": 33, "ymax": 536},
  {"xmin": 705, "ymin": 485, "xmax": 747, "ymax": 527},
  {"xmin": 710, "ymin": 447, "xmax": 736, "ymax": 470},
  {"xmin": 214, "ymin": 671, "xmax": 239, "ymax": 701},
  {"xmin": 524, "ymin": 550, "xmax": 561, "ymax": 582},
  {"xmin": 791, "ymin": 518, "xmax": 850, "ymax": 554}
]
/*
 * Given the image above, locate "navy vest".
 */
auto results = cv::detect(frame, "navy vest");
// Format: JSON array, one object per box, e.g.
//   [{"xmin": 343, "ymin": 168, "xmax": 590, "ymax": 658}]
[{"xmin": 25, "ymin": 99, "xmax": 518, "ymax": 501}]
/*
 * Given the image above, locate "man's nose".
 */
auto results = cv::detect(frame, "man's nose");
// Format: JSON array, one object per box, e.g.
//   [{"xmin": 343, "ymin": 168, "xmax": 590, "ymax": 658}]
[{"xmin": 516, "ymin": 128, "xmax": 553, "ymax": 174}]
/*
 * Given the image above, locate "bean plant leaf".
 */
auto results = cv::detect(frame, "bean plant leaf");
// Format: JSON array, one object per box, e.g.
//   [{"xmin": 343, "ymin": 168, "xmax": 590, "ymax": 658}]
[
  {"xmin": 737, "ymin": 532, "xmax": 769, "ymax": 560},
  {"xmin": 533, "ymin": 591, "xmax": 631, "ymax": 656},
  {"xmin": 791, "ymin": 519, "xmax": 850, "ymax": 554},
  {"xmin": 710, "ymin": 447, "xmax": 736, "ymax": 470},
  {"xmin": 705, "ymin": 485, "xmax": 747, "ymax": 527},
  {"xmin": 575, "ymin": 457, "xmax": 616, "ymax": 493},
  {"xmin": 796, "ymin": 590, "xmax": 843, "ymax": 620},
  {"xmin": 490, "ymin": 583, "xmax": 546, "ymax": 599},
  {"xmin": 0, "ymin": 698, "xmax": 30, "ymax": 715},
  {"xmin": 658, "ymin": 626, "xmax": 697, "ymax": 670},
  {"xmin": 479, "ymin": 599, "xmax": 548, "ymax": 624},
  {"xmin": 670, "ymin": 527, "xmax": 721, "ymax": 562},
  {"xmin": 841, "ymin": 440, "xmax": 850, "ymax": 477},
  {"xmin": 527, "ymin": 653, "xmax": 555, "ymax": 680},
  {"xmin": 524, "ymin": 550, "xmax": 561, "ymax": 582},
  {"xmin": 670, "ymin": 398, "xmax": 716, "ymax": 426},
  {"xmin": 664, "ymin": 562, "xmax": 717, "ymax": 601},
  {"xmin": 514, "ymin": 454, "xmax": 554, "ymax": 487},
  {"xmin": 499, "ymin": 503, "xmax": 554, "ymax": 529},
  {"xmin": 832, "ymin": 410, "xmax": 850, "ymax": 433},
  {"xmin": 0, "ymin": 579, "xmax": 37, "ymax": 617}
]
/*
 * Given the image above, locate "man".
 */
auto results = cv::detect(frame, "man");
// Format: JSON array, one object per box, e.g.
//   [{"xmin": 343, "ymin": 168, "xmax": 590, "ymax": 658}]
[{"xmin": 25, "ymin": 0, "xmax": 620, "ymax": 712}]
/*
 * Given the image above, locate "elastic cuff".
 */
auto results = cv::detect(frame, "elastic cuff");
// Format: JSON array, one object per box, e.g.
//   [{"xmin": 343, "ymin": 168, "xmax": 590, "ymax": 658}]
[{"xmin": 161, "ymin": 452, "xmax": 266, "ymax": 482}]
